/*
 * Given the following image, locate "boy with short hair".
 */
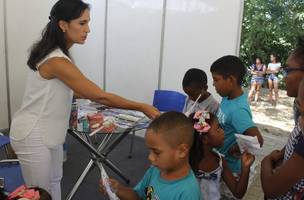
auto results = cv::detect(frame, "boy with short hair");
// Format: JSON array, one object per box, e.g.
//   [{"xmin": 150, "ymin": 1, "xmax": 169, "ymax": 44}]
[
  {"xmin": 210, "ymin": 55, "xmax": 264, "ymax": 174},
  {"xmin": 182, "ymin": 68, "xmax": 219, "ymax": 115},
  {"xmin": 99, "ymin": 112, "xmax": 202, "ymax": 200}
]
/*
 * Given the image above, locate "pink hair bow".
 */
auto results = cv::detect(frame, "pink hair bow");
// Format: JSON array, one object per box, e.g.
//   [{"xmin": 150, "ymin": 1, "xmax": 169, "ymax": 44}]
[
  {"xmin": 7, "ymin": 184, "xmax": 40, "ymax": 200},
  {"xmin": 193, "ymin": 110, "xmax": 211, "ymax": 134}
]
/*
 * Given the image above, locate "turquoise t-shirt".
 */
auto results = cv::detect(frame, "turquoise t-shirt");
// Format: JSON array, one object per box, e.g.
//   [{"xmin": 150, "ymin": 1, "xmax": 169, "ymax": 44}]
[
  {"xmin": 134, "ymin": 166, "xmax": 202, "ymax": 200},
  {"xmin": 216, "ymin": 92, "xmax": 255, "ymax": 173}
]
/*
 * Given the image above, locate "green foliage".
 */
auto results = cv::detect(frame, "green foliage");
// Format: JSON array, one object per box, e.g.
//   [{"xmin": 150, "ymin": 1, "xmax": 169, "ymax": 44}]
[{"xmin": 240, "ymin": 0, "xmax": 304, "ymax": 88}]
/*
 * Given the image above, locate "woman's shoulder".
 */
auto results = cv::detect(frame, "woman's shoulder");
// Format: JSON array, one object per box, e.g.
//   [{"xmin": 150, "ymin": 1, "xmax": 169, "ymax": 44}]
[
  {"xmin": 48, "ymin": 48, "xmax": 71, "ymax": 61},
  {"xmin": 37, "ymin": 48, "xmax": 71, "ymax": 69}
]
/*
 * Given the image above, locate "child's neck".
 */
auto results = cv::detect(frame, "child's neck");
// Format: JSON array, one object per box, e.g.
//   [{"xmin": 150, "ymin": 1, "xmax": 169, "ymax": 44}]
[
  {"xmin": 160, "ymin": 163, "xmax": 191, "ymax": 181},
  {"xmin": 204, "ymin": 144, "xmax": 214, "ymax": 155},
  {"xmin": 227, "ymin": 87, "xmax": 243, "ymax": 100},
  {"xmin": 198, "ymin": 145, "xmax": 219, "ymax": 172},
  {"xmin": 199, "ymin": 92, "xmax": 210, "ymax": 102}
]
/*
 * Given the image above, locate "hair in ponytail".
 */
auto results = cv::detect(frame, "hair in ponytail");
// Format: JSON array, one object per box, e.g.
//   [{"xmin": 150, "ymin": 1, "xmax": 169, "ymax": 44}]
[{"xmin": 27, "ymin": 0, "xmax": 89, "ymax": 70}]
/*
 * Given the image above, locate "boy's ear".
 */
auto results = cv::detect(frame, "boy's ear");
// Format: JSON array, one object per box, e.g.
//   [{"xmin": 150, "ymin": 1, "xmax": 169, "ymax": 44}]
[
  {"xmin": 228, "ymin": 75, "xmax": 237, "ymax": 85},
  {"xmin": 177, "ymin": 144, "xmax": 190, "ymax": 158}
]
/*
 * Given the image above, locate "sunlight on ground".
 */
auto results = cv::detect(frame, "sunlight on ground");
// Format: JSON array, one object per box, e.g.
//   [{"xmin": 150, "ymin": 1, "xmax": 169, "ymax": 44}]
[{"xmin": 247, "ymin": 88, "xmax": 294, "ymax": 134}]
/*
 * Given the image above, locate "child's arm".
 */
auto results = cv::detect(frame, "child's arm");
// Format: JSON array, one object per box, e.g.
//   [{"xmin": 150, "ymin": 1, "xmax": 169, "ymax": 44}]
[
  {"xmin": 99, "ymin": 178, "xmax": 141, "ymax": 200},
  {"xmin": 244, "ymin": 127, "xmax": 264, "ymax": 147},
  {"xmin": 222, "ymin": 152, "xmax": 255, "ymax": 199}
]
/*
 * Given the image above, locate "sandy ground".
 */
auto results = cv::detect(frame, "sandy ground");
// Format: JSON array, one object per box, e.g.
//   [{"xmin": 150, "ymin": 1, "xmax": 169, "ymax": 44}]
[{"xmin": 249, "ymin": 88, "xmax": 294, "ymax": 134}]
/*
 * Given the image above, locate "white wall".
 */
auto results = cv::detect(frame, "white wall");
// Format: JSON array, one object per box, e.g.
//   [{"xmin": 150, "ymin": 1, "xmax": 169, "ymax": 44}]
[
  {"xmin": 105, "ymin": 0, "xmax": 163, "ymax": 103},
  {"xmin": 0, "ymin": 0, "xmax": 9, "ymax": 129},
  {"xmin": 160, "ymin": 0, "xmax": 243, "ymax": 98},
  {"xmin": 0, "ymin": 0, "xmax": 243, "ymax": 129},
  {"xmin": 5, "ymin": 0, "xmax": 57, "ymax": 116},
  {"xmin": 71, "ymin": 0, "xmax": 106, "ymax": 88}
]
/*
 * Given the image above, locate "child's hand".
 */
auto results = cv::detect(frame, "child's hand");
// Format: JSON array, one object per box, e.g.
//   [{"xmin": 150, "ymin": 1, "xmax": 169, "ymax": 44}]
[
  {"xmin": 228, "ymin": 144, "xmax": 241, "ymax": 159},
  {"xmin": 99, "ymin": 178, "xmax": 120, "ymax": 196},
  {"xmin": 241, "ymin": 151, "xmax": 255, "ymax": 168}
]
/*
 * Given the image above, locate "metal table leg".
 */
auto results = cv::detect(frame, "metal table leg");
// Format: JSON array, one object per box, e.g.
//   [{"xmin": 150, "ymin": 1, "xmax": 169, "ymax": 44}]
[{"xmin": 66, "ymin": 129, "xmax": 131, "ymax": 200}]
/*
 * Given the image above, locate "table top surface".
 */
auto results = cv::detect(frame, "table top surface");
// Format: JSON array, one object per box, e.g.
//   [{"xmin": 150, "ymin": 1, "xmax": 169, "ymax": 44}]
[{"xmin": 71, "ymin": 101, "xmax": 150, "ymax": 134}]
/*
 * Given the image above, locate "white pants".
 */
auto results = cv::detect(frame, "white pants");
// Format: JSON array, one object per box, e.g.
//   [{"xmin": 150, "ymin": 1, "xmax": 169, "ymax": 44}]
[{"xmin": 10, "ymin": 127, "xmax": 63, "ymax": 200}]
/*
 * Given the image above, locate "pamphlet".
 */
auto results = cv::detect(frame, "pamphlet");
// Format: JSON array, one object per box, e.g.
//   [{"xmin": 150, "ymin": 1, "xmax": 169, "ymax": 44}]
[{"xmin": 235, "ymin": 134, "xmax": 261, "ymax": 155}]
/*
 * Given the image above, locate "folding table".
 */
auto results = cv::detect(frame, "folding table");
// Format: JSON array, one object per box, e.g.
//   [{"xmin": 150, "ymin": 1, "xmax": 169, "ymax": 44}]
[{"xmin": 66, "ymin": 106, "xmax": 149, "ymax": 200}]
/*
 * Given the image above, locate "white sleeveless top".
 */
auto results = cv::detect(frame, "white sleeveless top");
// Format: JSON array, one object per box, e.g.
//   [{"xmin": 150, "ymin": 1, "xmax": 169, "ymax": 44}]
[
  {"xmin": 10, "ymin": 49, "xmax": 73, "ymax": 148},
  {"xmin": 267, "ymin": 62, "xmax": 281, "ymax": 71}
]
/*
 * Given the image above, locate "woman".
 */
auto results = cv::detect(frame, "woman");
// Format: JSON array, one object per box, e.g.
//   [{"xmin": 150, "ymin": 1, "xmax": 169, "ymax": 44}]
[
  {"xmin": 261, "ymin": 39, "xmax": 304, "ymax": 199},
  {"xmin": 266, "ymin": 54, "xmax": 282, "ymax": 106},
  {"xmin": 9, "ymin": 1, "xmax": 159, "ymax": 199},
  {"xmin": 248, "ymin": 57, "xmax": 266, "ymax": 102}
]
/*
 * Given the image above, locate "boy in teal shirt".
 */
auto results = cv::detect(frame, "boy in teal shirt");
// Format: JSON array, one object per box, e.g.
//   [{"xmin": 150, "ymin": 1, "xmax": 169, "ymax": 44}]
[
  {"xmin": 210, "ymin": 55, "xmax": 264, "ymax": 174},
  {"xmin": 99, "ymin": 112, "xmax": 201, "ymax": 200}
]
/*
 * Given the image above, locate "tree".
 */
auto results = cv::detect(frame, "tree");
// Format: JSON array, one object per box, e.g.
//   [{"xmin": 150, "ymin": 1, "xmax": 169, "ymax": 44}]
[{"xmin": 240, "ymin": 0, "xmax": 304, "ymax": 88}]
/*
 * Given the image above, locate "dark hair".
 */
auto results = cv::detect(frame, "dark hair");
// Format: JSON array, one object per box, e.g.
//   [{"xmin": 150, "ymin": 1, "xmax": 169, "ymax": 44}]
[
  {"xmin": 148, "ymin": 111, "xmax": 194, "ymax": 147},
  {"xmin": 182, "ymin": 68, "xmax": 208, "ymax": 89},
  {"xmin": 290, "ymin": 37, "xmax": 304, "ymax": 67},
  {"xmin": 34, "ymin": 187, "xmax": 52, "ymax": 200},
  {"xmin": 210, "ymin": 55, "xmax": 246, "ymax": 85},
  {"xmin": 27, "ymin": 0, "xmax": 90, "ymax": 71},
  {"xmin": 270, "ymin": 53, "xmax": 277, "ymax": 58},
  {"xmin": 188, "ymin": 112, "xmax": 217, "ymax": 172},
  {"xmin": 255, "ymin": 57, "xmax": 263, "ymax": 64}
]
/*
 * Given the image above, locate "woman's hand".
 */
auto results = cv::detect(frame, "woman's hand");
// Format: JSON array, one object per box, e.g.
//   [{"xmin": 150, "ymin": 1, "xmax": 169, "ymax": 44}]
[{"xmin": 141, "ymin": 104, "xmax": 160, "ymax": 119}]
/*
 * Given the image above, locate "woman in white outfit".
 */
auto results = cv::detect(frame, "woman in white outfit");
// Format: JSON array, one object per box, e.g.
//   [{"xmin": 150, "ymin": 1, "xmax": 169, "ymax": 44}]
[
  {"xmin": 266, "ymin": 54, "xmax": 281, "ymax": 106},
  {"xmin": 9, "ymin": 1, "xmax": 159, "ymax": 199}
]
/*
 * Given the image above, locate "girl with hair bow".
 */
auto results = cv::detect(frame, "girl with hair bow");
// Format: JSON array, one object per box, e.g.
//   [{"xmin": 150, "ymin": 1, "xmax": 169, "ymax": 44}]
[{"xmin": 189, "ymin": 110, "xmax": 255, "ymax": 200}]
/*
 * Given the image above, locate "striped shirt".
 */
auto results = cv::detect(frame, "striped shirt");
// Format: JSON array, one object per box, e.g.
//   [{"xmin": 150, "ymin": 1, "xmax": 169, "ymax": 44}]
[{"xmin": 272, "ymin": 124, "xmax": 304, "ymax": 199}]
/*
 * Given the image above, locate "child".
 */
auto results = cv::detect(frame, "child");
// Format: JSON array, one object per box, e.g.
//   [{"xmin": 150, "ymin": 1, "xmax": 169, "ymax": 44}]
[
  {"xmin": 182, "ymin": 68, "xmax": 219, "ymax": 115},
  {"xmin": 210, "ymin": 55, "xmax": 263, "ymax": 174},
  {"xmin": 99, "ymin": 112, "xmax": 202, "ymax": 199},
  {"xmin": 189, "ymin": 110, "xmax": 255, "ymax": 199},
  {"xmin": 4, "ymin": 184, "xmax": 52, "ymax": 200}
]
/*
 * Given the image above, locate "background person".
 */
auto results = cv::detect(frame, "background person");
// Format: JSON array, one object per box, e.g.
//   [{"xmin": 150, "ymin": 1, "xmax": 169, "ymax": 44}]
[
  {"xmin": 248, "ymin": 57, "xmax": 266, "ymax": 103},
  {"xmin": 266, "ymin": 54, "xmax": 282, "ymax": 106},
  {"xmin": 182, "ymin": 68, "xmax": 219, "ymax": 115}
]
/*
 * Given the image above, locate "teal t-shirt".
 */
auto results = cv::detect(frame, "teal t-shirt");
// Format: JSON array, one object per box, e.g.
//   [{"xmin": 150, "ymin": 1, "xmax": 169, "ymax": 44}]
[
  {"xmin": 216, "ymin": 92, "xmax": 255, "ymax": 173},
  {"xmin": 134, "ymin": 166, "xmax": 202, "ymax": 200}
]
